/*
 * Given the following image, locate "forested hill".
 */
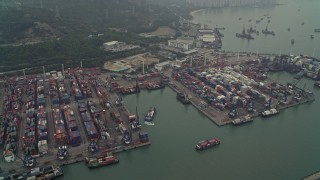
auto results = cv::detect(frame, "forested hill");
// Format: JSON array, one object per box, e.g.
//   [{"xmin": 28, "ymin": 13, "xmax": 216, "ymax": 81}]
[{"xmin": 0, "ymin": 0, "xmax": 178, "ymax": 44}]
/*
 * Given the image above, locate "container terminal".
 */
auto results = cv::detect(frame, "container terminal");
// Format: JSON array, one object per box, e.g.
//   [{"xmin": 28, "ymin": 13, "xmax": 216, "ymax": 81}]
[{"xmin": 0, "ymin": 50, "xmax": 317, "ymax": 178}]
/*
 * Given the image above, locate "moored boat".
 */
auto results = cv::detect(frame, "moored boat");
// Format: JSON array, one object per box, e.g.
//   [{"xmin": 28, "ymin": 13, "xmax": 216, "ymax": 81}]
[
  {"xmin": 85, "ymin": 152, "xmax": 119, "ymax": 168},
  {"xmin": 195, "ymin": 138, "xmax": 220, "ymax": 151},
  {"xmin": 232, "ymin": 115, "xmax": 253, "ymax": 125},
  {"xmin": 261, "ymin": 108, "xmax": 279, "ymax": 117},
  {"xmin": 144, "ymin": 107, "xmax": 156, "ymax": 122}
]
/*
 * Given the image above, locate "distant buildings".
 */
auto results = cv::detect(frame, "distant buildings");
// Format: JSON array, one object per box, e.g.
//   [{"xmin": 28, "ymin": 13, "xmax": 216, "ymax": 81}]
[
  {"xmin": 186, "ymin": 0, "xmax": 277, "ymax": 7},
  {"xmin": 168, "ymin": 36, "xmax": 195, "ymax": 51},
  {"xmin": 196, "ymin": 28, "xmax": 222, "ymax": 48}
]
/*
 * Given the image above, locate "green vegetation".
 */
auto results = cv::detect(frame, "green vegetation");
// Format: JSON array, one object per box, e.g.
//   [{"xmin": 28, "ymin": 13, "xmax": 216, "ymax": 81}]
[{"xmin": 0, "ymin": 0, "xmax": 178, "ymax": 72}]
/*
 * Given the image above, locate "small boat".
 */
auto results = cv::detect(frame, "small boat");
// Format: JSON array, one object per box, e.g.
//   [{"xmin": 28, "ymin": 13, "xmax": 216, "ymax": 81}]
[
  {"xmin": 301, "ymin": 22, "xmax": 304, "ymax": 25},
  {"xmin": 195, "ymin": 138, "xmax": 220, "ymax": 151},
  {"xmin": 310, "ymin": 35, "xmax": 314, "ymax": 39},
  {"xmin": 291, "ymin": 39, "xmax": 295, "ymax": 45},
  {"xmin": 288, "ymin": 28, "xmax": 291, "ymax": 31},
  {"xmin": 85, "ymin": 152, "xmax": 119, "ymax": 168},
  {"xmin": 261, "ymin": 108, "xmax": 279, "ymax": 117},
  {"xmin": 144, "ymin": 107, "xmax": 156, "ymax": 122},
  {"xmin": 315, "ymin": 29, "xmax": 320, "ymax": 33}
]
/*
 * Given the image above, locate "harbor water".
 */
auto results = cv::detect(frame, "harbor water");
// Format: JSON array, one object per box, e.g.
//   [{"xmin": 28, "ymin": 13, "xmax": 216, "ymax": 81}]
[
  {"xmin": 191, "ymin": 0, "xmax": 320, "ymax": 58},
  {"xmin": 59, "ymin": 0, "xmax": 320, "ymax": 179}
]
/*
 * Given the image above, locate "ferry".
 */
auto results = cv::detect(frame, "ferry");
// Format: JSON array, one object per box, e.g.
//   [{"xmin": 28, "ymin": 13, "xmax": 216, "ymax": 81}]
[
  {"xmin": 261, "ymin": 108, "xmax": 279, "ymax": 117},
  {"xmin": 144, "ymin": 107, "xmax": 156, "ymax": 122},
  {"xmin": 195, "ymin": 138, "xmax": 220, "ymax": 151},
  {"xmin": 232, "ymin": 115, "xmax": 253, "ymax": 125},
  {"xmin": 85, "ymin": 152, "xmax": 119, "ymax": 168}
]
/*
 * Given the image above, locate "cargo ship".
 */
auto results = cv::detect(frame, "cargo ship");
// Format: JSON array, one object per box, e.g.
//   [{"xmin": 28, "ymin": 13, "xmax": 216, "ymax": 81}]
[
  {"xmin": 232, "ymin": 115, "xmax": 253, "ymax": 125},
  {"xmin": 85, "ymin": 152, "xmax": 119, "ymax": 168},
  {"xmin": 261, "ymin": 108, "xmax": 279, "ymax": 117},
  {"xmin": 177, "ymin": 92, "xmax": 191, "ymax": 104},
  {"xmin": 195, "ymin": 138, "xmax": 220, "ymax": 150},
  {"xmin": 144, "ymin": 107, "xmax": 156, "ymax": 122}
]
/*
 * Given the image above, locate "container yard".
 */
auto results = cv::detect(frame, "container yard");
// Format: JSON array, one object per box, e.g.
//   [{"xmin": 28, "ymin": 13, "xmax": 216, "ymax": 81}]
[
  {"xmin": 0, "ymin": 50, "xmax": 317, "ymax": 177},
  {"xmin": 0, "ymin": 68, "xmax": 151, "ymax": 177}
]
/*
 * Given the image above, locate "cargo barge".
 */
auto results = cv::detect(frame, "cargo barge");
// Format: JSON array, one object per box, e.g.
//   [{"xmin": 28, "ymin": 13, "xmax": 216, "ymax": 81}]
[
  {"xmin": 195, "ymin": 138, "xmax": 220, "ymax": 151},
  {"xmin": 85, "ymin": 152, "xmax": 119, "ymax": 168},
  {"xmin": 7, "ymin": 165, "xmax": 63, "ymax": 180},
  {"xmin": 231, "ymin": 115, "xmax": 253, "ymax": 125},
  {"xmin": 261, "ymin": 109, "xmax": 279, "ymax": 117}
]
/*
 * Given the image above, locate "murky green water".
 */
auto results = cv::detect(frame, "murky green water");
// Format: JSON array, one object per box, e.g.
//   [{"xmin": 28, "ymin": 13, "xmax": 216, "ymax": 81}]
[{"xmin": 59, "ymin": 1, "xmax": 320, "ymax": 179}]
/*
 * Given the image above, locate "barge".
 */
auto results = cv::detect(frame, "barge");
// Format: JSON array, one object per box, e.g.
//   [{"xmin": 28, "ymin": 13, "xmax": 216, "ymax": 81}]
[
  {"xmin": 85, "ymin": 152, "xmax": 119, "ymax": 168},
  {"xmin": 232, "ymin": 115, "xmax": 253, "ymax": 125},
  {"xmin": 195, "ymin": 138, "xmax": 220, "ymax": 151},
  {"xmin": 261, "ymin": 108, "xmax": 279, "ymax": 117}
]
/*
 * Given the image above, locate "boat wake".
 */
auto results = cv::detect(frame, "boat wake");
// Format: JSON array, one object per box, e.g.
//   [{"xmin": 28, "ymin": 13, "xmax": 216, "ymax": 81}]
[{"xmin": 144, "ymin": 122, "xmax": 155, "ymax": 126}]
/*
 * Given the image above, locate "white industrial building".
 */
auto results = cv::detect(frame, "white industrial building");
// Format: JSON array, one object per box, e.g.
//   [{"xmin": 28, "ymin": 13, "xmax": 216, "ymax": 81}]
[
  {"xmin": 103, "ymin": 41, "xmax": 140, "ymax": 52},
  {"xmin": 168, "ymin": 36, "xmax": 195, "ymax": 51}
]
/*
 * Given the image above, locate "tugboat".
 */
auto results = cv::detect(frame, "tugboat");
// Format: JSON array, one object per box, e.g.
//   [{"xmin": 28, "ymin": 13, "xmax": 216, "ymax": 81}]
[
  {"xmin": 85, "ymin": 152, "xmax": 119, "ymax": 168},
  {"xmin": 88, "ymin": 140, "xmax": 99, "ymax": 153},
  {"xmin": 195, "ymin": 138, "xmax": 220, "ymax": 151},
  {"xmin": 144, "ymin": 107, "xmax": 156, "ymax": 122},
  {"xmin": 57, "ymin": 145, "xmax": 69, "ymax": 160}
]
